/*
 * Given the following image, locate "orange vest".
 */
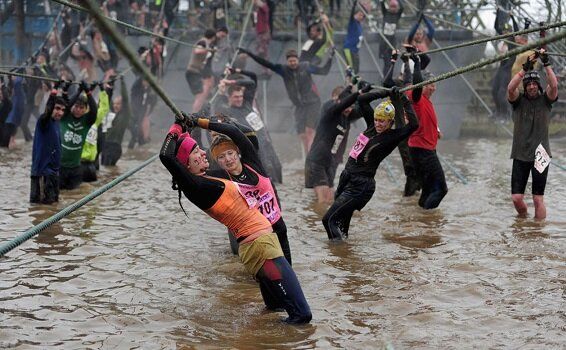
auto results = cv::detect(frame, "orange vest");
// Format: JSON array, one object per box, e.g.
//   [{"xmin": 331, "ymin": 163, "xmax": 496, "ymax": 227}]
[{"xmin": 204, "ymin": 177, "xmax": 272, "ymax": 240}]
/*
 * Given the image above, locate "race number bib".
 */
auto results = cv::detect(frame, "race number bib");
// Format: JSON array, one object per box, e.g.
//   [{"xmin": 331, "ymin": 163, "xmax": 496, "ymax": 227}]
[
  {"xmin": 302, "ymin": 40, "xmax": 314, "ymax": 51},
  {"xmin": 256, "ymin": 192, "xmax": 279, "ymax": 223},
  {"xmin": 534, "ymin": 143, "xmax": 551, "ymax": 173},
  {"xmin": 234, "ymin": 182, "xmax": 258, "ymax": 208},
  {"xmin": 245, "ymin": 112, "xmax": 264, "ymax": 131},
  {"xmin": 383, "ymin": 22, "xmax": 397, "ymax": 36},
  {"xmin": 102, "ymin": 112, "xmax": 116, "ymax": 133},
  {"xmin": 331, "ymin": 134, "xmax": 344, "ymax": 154},
  {"xmin": 349, "ymin": 133, "xmax": 369, "ymax": 160},
  {"xmin": 85, "ymin": 126, "xmax": 97, "ymax": 145}
]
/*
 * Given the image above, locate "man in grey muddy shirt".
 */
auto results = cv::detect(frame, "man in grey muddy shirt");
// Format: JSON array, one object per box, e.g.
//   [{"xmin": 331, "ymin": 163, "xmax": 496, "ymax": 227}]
[{"xmin": 507, "ymin": 50, "xmax": 558, "ymax": 220}]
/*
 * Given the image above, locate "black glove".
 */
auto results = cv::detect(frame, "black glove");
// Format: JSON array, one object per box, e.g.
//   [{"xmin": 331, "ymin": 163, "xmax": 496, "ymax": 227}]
[
  {"xmin": 183, "ymin": 112, "xmax": 200, "ymax": 129},
  {"xmin": 540, "ymin": 51, "xmax": 550, "ymax": 66},
  {"xmin": 410, "ymin": 52, "xmax": 420, "ymax": 63},
  {"xmin": 90, "ymin": 81, "xmax": 100, "ymax": 91},
  {"xmin": 79, "ymin": 80, "xmax": 89, "ymax": 92},
  {"xmin": 357, "ymin": 80, "xmax": 372, "ymax": 93},
  {"xmin": 522, "ymin": 55, "xmax": 535, "ymax": 72},
  {"xmin": 61, "ymin": 80, "xmax": 72, "ymax": 92},
  {"xmin": 389, "ymin": 86, "xmax": 401, "ymax": 101},
  {"xmin": 524, "ymin": 18, "xmax": 531, "ymax": 29},
  {"xmin": 351, "ymin": 75, "xmax": 360, "ymax": 85},
  {"xmin": 390, "ymin": 50, "xmax": 399, "ymax": 62}
]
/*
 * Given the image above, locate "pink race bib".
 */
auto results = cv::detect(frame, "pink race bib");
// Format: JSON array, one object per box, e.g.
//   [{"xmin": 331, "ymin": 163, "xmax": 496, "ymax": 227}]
[
  {"xmin": 234, "ymin": 182, "xmax": 258, "ymax": 209},
  {"xmin": 349, "ymin": 133, "xmax": 369, "ymax": 160}
]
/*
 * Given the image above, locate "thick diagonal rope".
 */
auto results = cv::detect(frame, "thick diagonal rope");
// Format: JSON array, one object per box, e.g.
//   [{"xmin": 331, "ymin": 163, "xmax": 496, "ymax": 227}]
[
  {"xmin": 398, "ymin": 29, "xmax": 566, "ymax": 92},
  {"xmin": 431, "ymin": 37, "xmax": 493, "ymax": 116},
  {"xmin": 0, "ymin": 69, "xmax": 71, "ymax": 84},
  {"xmin": 420, "ymin": 21, "xmax": 566, "ymax": 56},
  {"xmin": 397, "ymin": 30, "xmax": 566, "ymax": 172},
  {"xmin": 81, "ymin": 0, "xmax": 181, "ymax": 116},
  {"xmin": 546, "ymin": 51, "xmax": 566, "ymax": 57},
  {"xmin": 0, "ymin": 155, "xmax": 158, "ymax": 258},
  {"xmin": 50, "ymin": 0, "xmax": 212, "ymax": 51}
]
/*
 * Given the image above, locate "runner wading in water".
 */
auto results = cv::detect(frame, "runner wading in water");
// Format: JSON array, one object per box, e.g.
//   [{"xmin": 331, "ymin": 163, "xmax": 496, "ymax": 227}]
[
  {"xmin": 305, "ymin": 82, "xmax": 364, "ymax": 205},
  {"xmin": 506, "ymin": 51, "xmax": 558, "ymax": 220},
  {"xmin": 237, "ymin": 47, "xmax": 333, "ymax": 154},
  {"xmin": 160, "ymin": 115, "xmax": 311, "ymax": 324},
  {"xmin": 203, "ymin": 118, "xmax": 291, "ymax": 264},
  {"xmin": 323, "ymin": 86, "xmax": 418, "ymax": 240}
]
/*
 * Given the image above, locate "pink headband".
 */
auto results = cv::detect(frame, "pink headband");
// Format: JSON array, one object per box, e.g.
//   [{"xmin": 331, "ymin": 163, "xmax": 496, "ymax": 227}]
[{"xmin": 176, "ymin": 133, "xmax": 197, "ymax": 165}]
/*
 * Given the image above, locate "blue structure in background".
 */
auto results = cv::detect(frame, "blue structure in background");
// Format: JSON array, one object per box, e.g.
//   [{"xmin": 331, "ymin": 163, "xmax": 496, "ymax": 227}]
[{"xmin": 0, "ymin": 1, "xmax": 57, "ymax": 65}]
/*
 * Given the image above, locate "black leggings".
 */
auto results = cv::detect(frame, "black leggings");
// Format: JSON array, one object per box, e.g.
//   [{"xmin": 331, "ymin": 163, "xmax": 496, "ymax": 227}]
[
  {"xmin": 257, "ymin": 257, "xmax": 312, "ymax": 324},
  {"xmin": 322, "ymin": 170, "xmax": 375, "ymax": 240},
  {"xmin": 511, "ymin": 159, "xmax": 549, "ymax": 195},
  {"xmin": 410, "ymin": 147, "xmax": 448, "ymax": 209}
]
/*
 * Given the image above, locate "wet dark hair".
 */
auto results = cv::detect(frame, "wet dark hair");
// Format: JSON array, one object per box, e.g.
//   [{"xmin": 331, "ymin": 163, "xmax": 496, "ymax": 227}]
[
  {"xmin": 54, "ymin": 96, "xmax": 67, "ymax": 107},
  {"xmin": 216, "ymin": 26, "xmax": 229, "ymax": 33},
  {"xmin": 204, "ymin": 28, "xmax": 216, "ymax": 39},
  {"xmin": 227, "ymin": 85, "xmax": 244, "ymax": 96},
  {"xmin": 286, "ymin": 49, "xmax": 298, "ymax": 59}
]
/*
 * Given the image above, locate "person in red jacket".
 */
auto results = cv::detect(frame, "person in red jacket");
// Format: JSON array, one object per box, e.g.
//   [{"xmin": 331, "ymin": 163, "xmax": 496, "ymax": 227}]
[{"xmin": 407, "ymin": 71, "xmax": 448, "ymax": 209}]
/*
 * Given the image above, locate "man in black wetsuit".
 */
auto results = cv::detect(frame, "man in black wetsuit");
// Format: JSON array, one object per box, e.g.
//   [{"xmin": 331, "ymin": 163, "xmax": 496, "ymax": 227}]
[
  {"xmin": 322, "ymin": 87, "xmax": 419, "ymax": 240},
  {"xmin": 305, "ymin": 83, "xmax": 365, "ymax": 204},
  {"xmin": 237, "ymin": 47, "xmax": 333, "ymax": 154}
]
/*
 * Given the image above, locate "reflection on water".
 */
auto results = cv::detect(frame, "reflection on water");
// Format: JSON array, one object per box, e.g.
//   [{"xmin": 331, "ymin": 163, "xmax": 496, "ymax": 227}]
[{"xmin": 1, "ymin": 137, "xmax": 565, "ymax": 349}]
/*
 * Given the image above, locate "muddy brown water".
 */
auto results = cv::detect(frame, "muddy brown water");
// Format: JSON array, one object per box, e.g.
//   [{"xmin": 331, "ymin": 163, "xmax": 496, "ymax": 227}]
[{"xmin": 0, "ymin": 135, "xmax": 565, "ymax": 349}]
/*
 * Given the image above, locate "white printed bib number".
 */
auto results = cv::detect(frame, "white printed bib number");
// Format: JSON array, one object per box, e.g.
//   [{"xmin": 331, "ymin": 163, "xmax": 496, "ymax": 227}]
[
  {"xmin": 383, "ymin": 22, "xmax": 396, "ymax": 36},
  {"xmin": 245, "ymin": 112, "xmax": 264, "ymax": 131},
  {"xmin": 331, "ymin": 134, "xmax": 344, "ymax": 154},
  {"xmin": 85, "ymin": 126, "xmax": 97, "ymax": 145},
  {"xmin": 349, "ymin": 133, "xmax": 369, "ymax": 160},
  {"xmin": 102, "ymin": 112, "xmax": 116, "ymax": 133},
  {"xmin": 534, "ymin": 143, "xmax": 550, "ymax": 173}
]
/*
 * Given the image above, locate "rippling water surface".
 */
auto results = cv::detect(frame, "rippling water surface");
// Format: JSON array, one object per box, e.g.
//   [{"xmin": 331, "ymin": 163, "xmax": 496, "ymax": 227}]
[{"xmin": 1, "ymin": 136, "xmax": 565, "ymax": 349}]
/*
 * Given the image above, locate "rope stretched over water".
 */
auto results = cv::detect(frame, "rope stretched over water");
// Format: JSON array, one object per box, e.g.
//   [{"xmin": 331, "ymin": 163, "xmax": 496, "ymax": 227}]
[
  {"xmin": 50, "ymin": 0, "xmax": 213, "ymax": 51},
  {"xmin": 421, "ymin": 21, "xmax": 566, "ymax": 56},
  {"xmin": 0, "ymin": 66, "xmax": 132, "ymax": 86},
  {"xmin": 0, "ymin": 155, "xmax": 158, "ymax": 258},
  {"xmin": 398, "ymin": 29, "xmax": 566, "ymax": 93},
  {"xmin": 81, "ymin": 0, "xmax": 182, "ymax": 116},
  {"xmin": 0, "ymin": 69, "xmax": 68, "ymax": 84},
  {"xmin": 431, "ymin": 37, "xmax": 493, "ymax": 116}
]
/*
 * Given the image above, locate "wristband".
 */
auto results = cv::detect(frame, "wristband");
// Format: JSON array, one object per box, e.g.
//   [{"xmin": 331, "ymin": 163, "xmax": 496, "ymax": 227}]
[{"xmin": 197, "ymin": 118, "xmax": 209, "ymax": 129}]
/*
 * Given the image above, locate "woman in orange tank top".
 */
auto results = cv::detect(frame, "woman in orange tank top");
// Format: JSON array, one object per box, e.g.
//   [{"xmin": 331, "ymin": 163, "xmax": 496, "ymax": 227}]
[{"xmin": 159, "ymin": 116, "xmax": 311, "ymax": 324}]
